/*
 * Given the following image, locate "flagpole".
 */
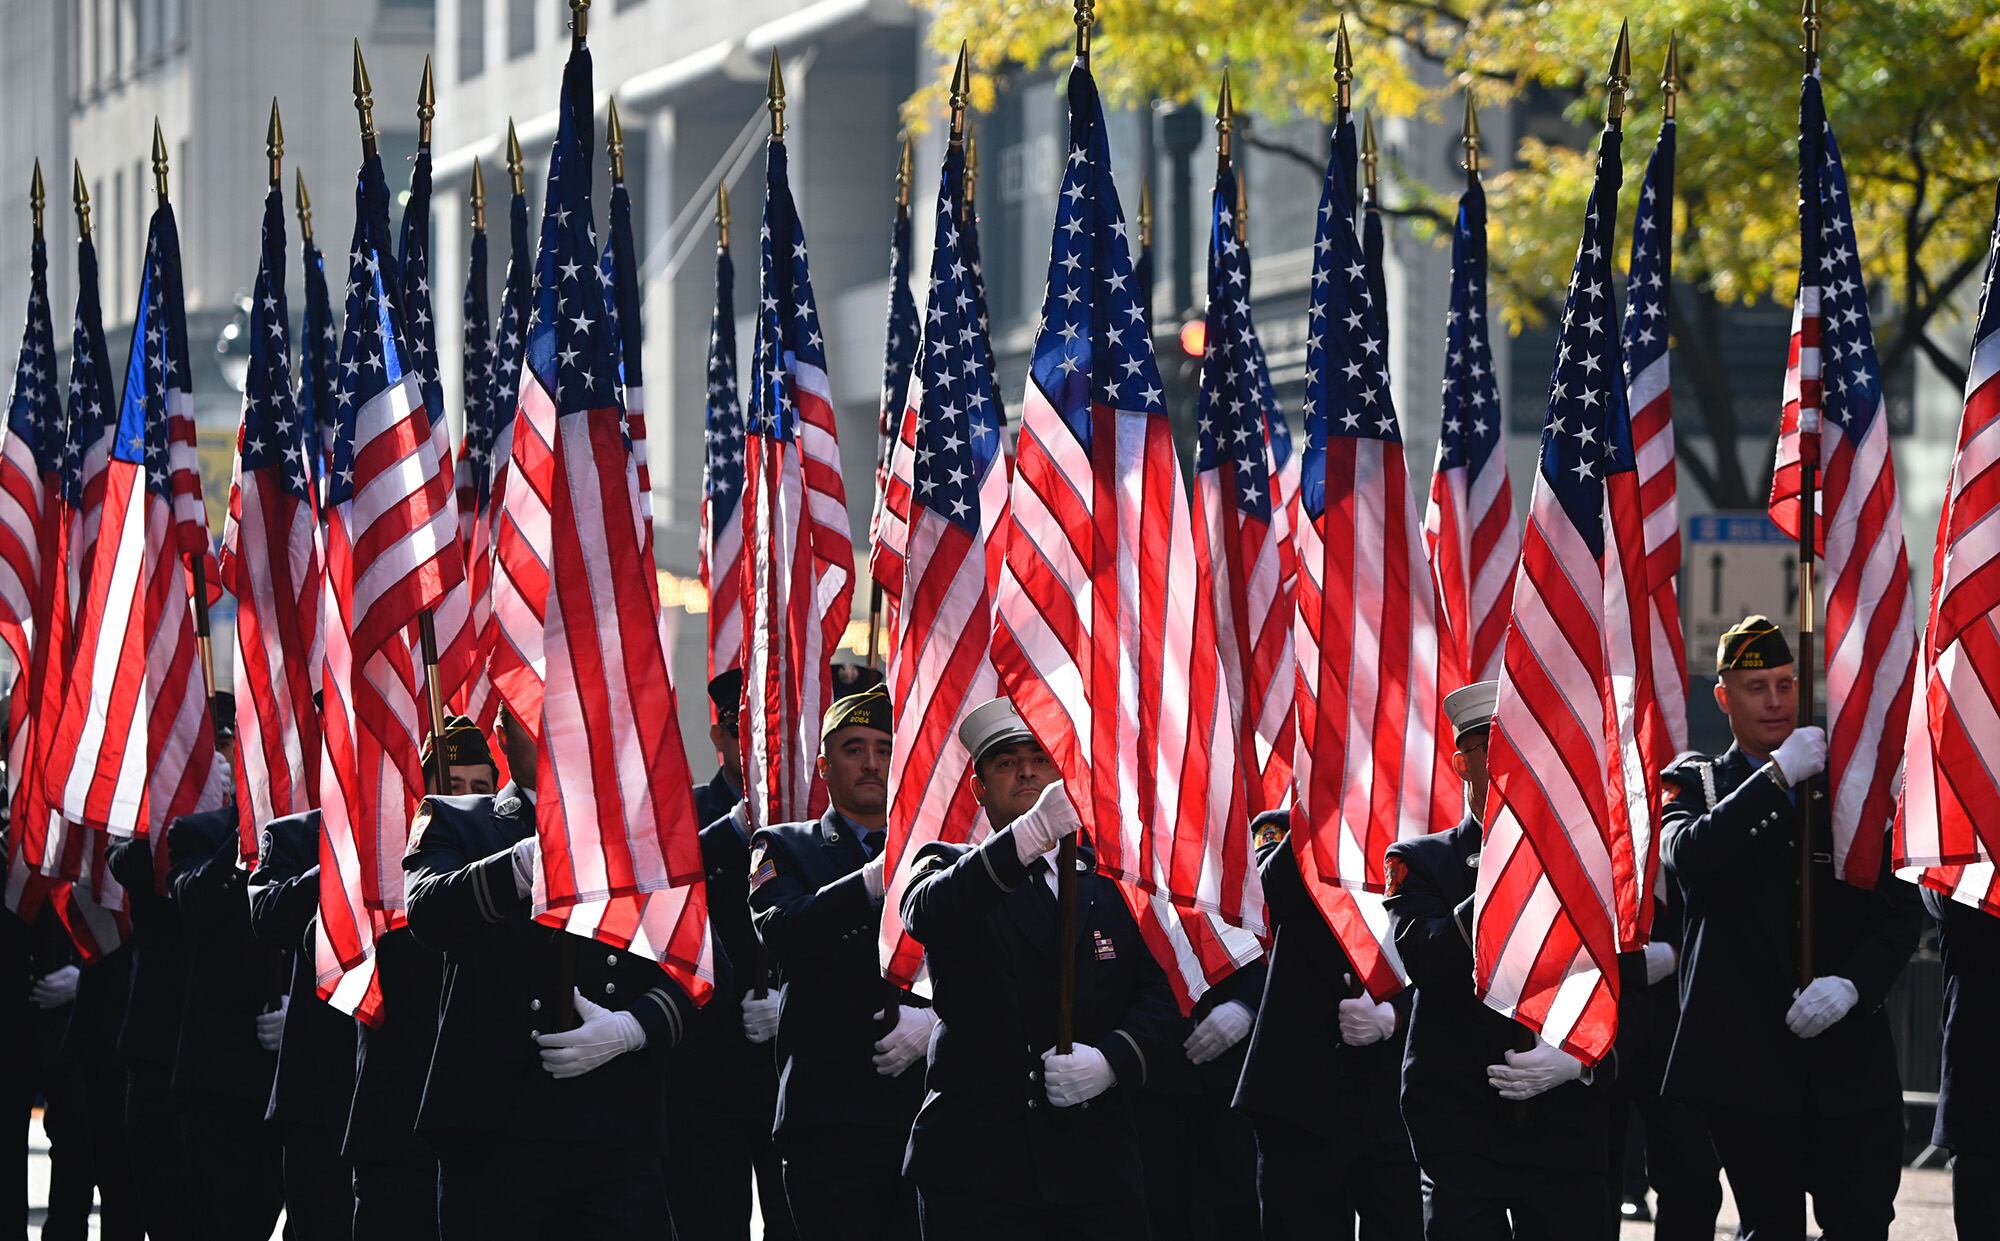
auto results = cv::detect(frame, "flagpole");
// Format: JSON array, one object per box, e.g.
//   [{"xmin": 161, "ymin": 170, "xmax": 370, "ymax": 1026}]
[
  {"xmin": 151, "ymin": 122, "xmax": 220, "ymax": 710},
  {"xmin": 1795, "ymin": 0, "xmax": 1820, "ymax": 989},
  {"xmin": 866, "ymin": 136, "xmax": 913, "ymax": 671},
  {"xmin": 1055, "ymin": 0, "xmax": 1095, "ymax": 1058}
]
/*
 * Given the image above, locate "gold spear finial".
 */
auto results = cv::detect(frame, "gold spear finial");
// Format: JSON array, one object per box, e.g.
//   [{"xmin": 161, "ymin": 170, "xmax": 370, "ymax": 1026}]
[
  {"xmin": 948, "ymin": 42, "xmax": 971, "ymax": 148},
  {"xmin": 506, "ymin": 119, "xmax": 525, "ymax": 196},
  {"xmin": 353, "ymin": 39, "xmax": 378, "ymax": 158},
  {"xmin": 1802, "ymin": 0, "xmax": 1819, "ymax": 73},
  {"xmin": 1461, "ymin": 90, "xmax": 1481, "ymax": 176},
  {"xmin": 897, "ymin": 135, "xmax": 914, "ymax": 207},
  {"xmin": 1606, "ymin": 19, "xmax": 1632, "ymax": 127},
  {"xmin": 1360, "ymin": 110, "xmax": 1378, "ymax": 204},
  {"xmin": 267, "ymin": 98, "xmax": 285, "ymax": 188},
  {"xmin": 1216, "ymin": 67, "xmax": 1234, "ymax": 166},
  {"xmin": 31, "ymin": 161, "xmax": 45, "ymax": 238},
  {"xmin": 1075, "ymin": 0, "xmax": 1095, "ymax": 64},
  {"xmin": 767, "ymin": 51, "xmax": 786, "ymax": 141},
  {"xmin": 1139, "ymin": 181, "xmax": 1153, "ymax": 250},
  {"xmin": 1662, "ymin": 32, "xmax": 1681, "ymax": 120},
  {"xmin": 417, "ymin": 55, "xmax": 435, "ymax": 150},
  {"xmin": 1334, "ymin": 14, "xmax": 1354, "ymax": 118},
  {"xmin": 607, "ymin": 96, "xmax": 626, "ymax": 183},
  {"xmin": 294, "ymin": 170, "xmax": 314, "ymax": 243},
  {"xmin": 471, "ymin": 159, "xmax": 487, "ymax": 233},
  {"xmin": 152, "ymin": 119, "xmax": 170, "ymax": 203},
  {"xmin": 570, "ymin": 0, "xmax": 589, "ymax": 50},
  {"xmin": 717, "ymin": 182, "xmax": 731, "ymax": 250},
  {"xmin": 72, "ymin": 161, "xmax": 91, "ymax": 238}
]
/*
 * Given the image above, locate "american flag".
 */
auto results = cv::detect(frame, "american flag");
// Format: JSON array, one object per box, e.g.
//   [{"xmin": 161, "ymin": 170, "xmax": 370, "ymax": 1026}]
[
  {"xmin": 314, "ymin": 146, "xmax": 465, "ymax": 1023},
  {"xmin": 1624, "ymin": 115, "xmax": 1687, "ymax": 752},
  {"xmin": 1424, "ymin": 172, "xmax": 1520, "ymax": 684},
  {"xmin": 699, "ymin": 227, "xmax": 744, "ymax": 680},
  {"xmin": 398, "ymin": 148, "xmax": 478, "ymax": 706},
  {"xmin": 742, "ymin": 107, "xmax": 856, "ymax": 830},
  {"xmin": 870, "ymin": 188, "xmax": 920, "ymax": 566},
  {"xmin": 45, "ymin": 201, "xmax": 226, "ymax": 859},
  {"xmin": 1473, "ymin": 122, "xmax": 1662, "ymax": 1065},
  {"xmin": 1, "ymin": 224, "xmax": 63, "ymax": 921},
  {"xmin": 1896, "ymin": 182, "xmax": 2000, "ymax": 914},
  {"xmin": 220, "ymin": 185, "xmax": 322, "ymax": 863},
  {"xmin": 1292, "ymin": 118, "xmax": 1464, "ymax": 999},
  {"xmin": 1767, "ymin": 73, "xmax": 1916, "ymax": 890},
  {"xmin": 298, "ymin": 201, "xmax": 339, "ymax": 485},
  {"xmin": 870, "ymin": 139, "xmax": 1008, "ymax": 991},
  {"xmin": 517, "ymin": 38, "xmax": 710, "ymax": 1000},
  {"xmin": 602, "ymin": 168, "xmax": 655, "ymax": 567},
  {"xmin": 1233, "ymin": 200, "xmax": 1296, "ymax": 517},
  {"xmin": 961, "ymin": 168, "xmax": 1006, "ymax": 436},
  {"xmin": 990, "ymin": 59, "xmax": 1264, "ymax": 1010},
  {"xmin": 454, "ymin": 208, "xmax": 495, "ymax": 552},
  {"xmin": 1194, "ymin": 160, "xmax": 1295, "ymax": 818}
]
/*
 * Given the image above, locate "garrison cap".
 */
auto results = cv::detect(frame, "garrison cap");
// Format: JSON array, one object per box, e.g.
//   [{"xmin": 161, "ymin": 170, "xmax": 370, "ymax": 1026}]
[
  {"xmin": 958, "ymin": 697, "xmax": 1038, "ymax": 765},
  {"xmin": 822, "ymin": 685, "xmax": 893, "ymax": 741},
  {"xmin": 1443, "ymin": 680, "xmax": 1500, "ymax": 744},
  {"xmin": 1716, "ymin": 614, "xmax": 1794, "ymax": 675},
  {"xmin": 831, "ymin": 661, "xmax": 886, "ymax": 697},
  {"xmin": 421, "ymin": 714, "xmax": 496, "ymax": 770},
  {"xmin": 708, "ymin": 668, "xmax": 744, "ymax": 722}
]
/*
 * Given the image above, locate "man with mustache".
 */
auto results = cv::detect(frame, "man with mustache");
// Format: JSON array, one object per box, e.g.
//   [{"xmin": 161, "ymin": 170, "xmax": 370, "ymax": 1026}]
[{"xmin": 748, "ymin": 686, "xmax": 929, "ymax": 1241}]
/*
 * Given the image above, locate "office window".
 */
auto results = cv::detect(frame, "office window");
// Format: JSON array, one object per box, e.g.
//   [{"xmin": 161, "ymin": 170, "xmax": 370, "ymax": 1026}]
[
  {"xmin": 110, "ymin": 169, "xmax": 123, "ymax": 314},
  {"xmin": 506, "ymin": 0, "xmax": 534, "ymax": 58},
  {"xmin": 617, "ymin": 0, "xmax": 646, "ymax": 9},
  {"xmin": 458, "ymin": 0, "xmax": 485, "ymax": 79}
]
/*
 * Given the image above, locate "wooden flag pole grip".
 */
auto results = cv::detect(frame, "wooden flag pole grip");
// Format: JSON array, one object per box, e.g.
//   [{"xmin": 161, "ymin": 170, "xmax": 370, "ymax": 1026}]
[
  {"xmin": 190, "ymin": 554, "xmax": 216, "ymax": 701},
  {"xmin": 1055, "ymin": 832, "xmax": 1079, "ymax": 1054},
  {"xmin": 417, "ymin": 610, "xmax": 450, "ymax": 796}
]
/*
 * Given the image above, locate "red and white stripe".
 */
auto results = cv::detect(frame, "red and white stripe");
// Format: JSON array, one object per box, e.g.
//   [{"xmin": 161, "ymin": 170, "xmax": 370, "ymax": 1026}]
[
  {"xmin": 1424, "ymin": 449, "xmax": 1517, "ymax": 686},
  {"xmin": 488, "ymin": 370, "xmax": 556, "ymax": 736},
  {"xmin": 702, "ymin": 482, "xmax": 744, "ymax": 679}
]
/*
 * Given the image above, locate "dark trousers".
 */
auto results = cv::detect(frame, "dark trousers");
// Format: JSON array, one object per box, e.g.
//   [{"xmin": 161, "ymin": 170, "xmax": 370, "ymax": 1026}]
[
  {"xmin": 1951, "ymin": 1151, "xmax": 1998, "ymax": 1241},
  {"xmin": 779, "ymin": 1127, "xmax": 918, "ymax": 1241},
  {"xmin": 178, "ymin": 1098, "xmax": 284, "ymax": 1240},
  {"xmin": 279, "ymin": 1126, "xmax": 353, "ymax": 1241},
  {"xmin": 436, "ymin": 1138, "xmax": 673, "ymax": 1241},
  {"xmin": 125, "ymin": 1067, "xmax": 196, "ymax": 1241},
  {"xmin": 1253, "ymin": 1114, "xmax": 1421, "ymax": 1241},
  {"xmin": 75, "ymin": 1065, "xmax": 137, "ymax": 1241},
  {"xmin": 1418, "ymin": 1153, "xmax": 1606, "ymax": 1241},
  {"xmin": 1627, "ymin": 1095, "xmax": 1720, "ymax": 1241},
  {"xmin": 12, "ymin": 1057, "xmax": 92, "ymax": 1241},
  {"xmin": 1704, "ymin": 1103, "xmax": 1903, "ymax": 1241},
  {"xmin": 1134, "ymin": 1089, "xmax": 1258, "ymax": 1241},
  {"xmin": 660, "ymin": 1106, "xmax": 795, "ymax": 1241},
  {"xmin": 350, "ymin": 1159, "xmax": 438, "ymax": 1241},
  {"xmin": 917, "ymin": 1183, "xmax": 1152, "ymax": 1241}
]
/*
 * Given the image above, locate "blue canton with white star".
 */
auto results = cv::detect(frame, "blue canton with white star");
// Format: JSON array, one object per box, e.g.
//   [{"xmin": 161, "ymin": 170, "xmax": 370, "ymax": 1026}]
[
  {"xmin": 1537, "ymin": 127, "xmax": 1636, "ymax": 560},
  {"xmin": 1298, "ymin": 122, "xmax": 1399, "ymax": 522},
  {"xmin": 61, "ymin": 236, "xmax": 115, "ymax": 508},
  {"xmin": 909, "ymin": 143, "xmax": 1001, "ymax": 534},
  {"xmin": 1195, "ymin": 164, "xmax": 1276, "ymax": 522},
  {"xmin": 962, "ymin": 190, "xmax": 1005, "ymax": 429},
  {"xmin": 398, "ymin": 150, "xmax": 447, "ymax": 431},
  {"xmin": 240, "ymin": 187, "xmax": 310, "ymax": 499},
  {"xmin": 748, "ymin": 139, "xmax": 829, "ymax": 447},
  {"xmin": 603, "ymin": 178, "xmax": 645, "ymax": 391},
  {"xmin": 118, "ymin": 205, "xmax": 192, "ymax": 500},
  {"xmin": 325, "ymin": 152, "xmax": 413, "ymax": 508},
  {"xmin": 7, "ymin": 238, "xmax": 63, "ymax": 476},
  {"xmin": 1622, "ymin": 120, "xmax": 1674, "ymax": 400},
  {"xmin": 524, "ymin": 47, "xmax": 621, "ymax": 423},
  {"xmin": 881, "ymin": 201, "xmax": 919, "ymax": 436},
  {"xmin": 1029, "ymin": 62, "xmax": 1167, "ymax": 452},
  {"xmin": 704, "ymin": 244, "xmax": 743, "ymax": 530},
  {"xmin": 460, "ymin": 222, "xmax": 495, "ymax": 510},
  {"xmin": 488, "ymin": 189, "xmax": 532, "ymax": 452},
  {"xmin": 1800, "ymin": 75, "xmax": 1885, "ymax": 447},
  {"xmin": 1437, "ymin": 179, "xmax": 1504, "ymax": 476},
  {"xmin": 299, "ymin": 234, "xmax": 336, "ymax": 486}
]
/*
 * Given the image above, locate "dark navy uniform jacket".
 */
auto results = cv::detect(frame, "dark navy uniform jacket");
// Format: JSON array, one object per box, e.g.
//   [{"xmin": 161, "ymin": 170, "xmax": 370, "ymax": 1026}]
[
  {"xmin": 1660, "ymin": 746, "xmax": 1919, "ymax": 1118},
  {"xmin": 1383, "ymin": 817, "xmax": 1609, "ymax": 1173},
  {"xmin": 1925, "ymin": 887, "xmax": 2000, "ymax": 1158},
  {"xmin": 105, "ymin": 834, "xmax": 184, "ymax": 1074},
  {"xmin": 165, "ymin": 805, "xmax": 279, "ymax": 1109},
  {"xmin": 748, "ymin": 809, "xmax": 925, "ymax": 1142},
  {"xmin": 247, "ymin": 810, "xmax": 358, "ymax": 1132},
  {"xmin": 899, "ymin": 824, "xmax": 1179, "ymax": 1204},
  {"xmin": 1234, "ymin": 835, "xmax": 1409, "ymax": 1141},
  {"xmin": 662, "ymin": 809, "xmax": 776, "ymax": 1122},
  {"xmin": 404, "ymin": 783, "xmax": 697, "ymax": 1152},
  {"xmin": 693, "ymin": 769, "xmax": 741, "ymax": 842}
]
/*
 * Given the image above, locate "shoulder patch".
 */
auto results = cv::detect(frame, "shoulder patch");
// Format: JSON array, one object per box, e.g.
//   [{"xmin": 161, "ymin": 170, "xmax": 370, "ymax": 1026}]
[
  {"xmin": 748, "ymin": 841, "xmax": 778, "ymax": 892},
  {"xmin": 1384, "ymin": 855, "xmax": 1408, "ymax": 897},
  {"xmin": 1254, "ymin": 819, "xmax": 1286, "ymax": 849},
  {"xmin": 405, "ymin": 801, "xmax": 435, "ymax": 856}
]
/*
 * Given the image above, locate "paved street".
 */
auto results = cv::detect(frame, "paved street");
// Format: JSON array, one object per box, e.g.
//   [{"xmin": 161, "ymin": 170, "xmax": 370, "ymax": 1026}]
[{"xmin": 28, "ymin": 1111, "xmax": 1956, "ymax": 1239}]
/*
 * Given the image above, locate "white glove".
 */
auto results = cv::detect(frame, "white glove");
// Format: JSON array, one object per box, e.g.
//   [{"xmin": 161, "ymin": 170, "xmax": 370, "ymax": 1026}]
[
  {"xmin": 741, "ymin": 985, "xmax": 785, "ymax": 1044},
  {"xmin": 1337, "ymin": 996, "xmax": 1398, "ymax": 1047},
  {"xmin": 1184, "ymin": 1000, "xmax": 1254, "ymax": 1064},
  {"xmin": 256, "ymin": 996, "xmax": 289, "ymax": 1051},
  {"xmin": 1770, "ymin": 726, "xmax": 1827, "ymax": 787},
  {"xmin": 1011, "ymin": 780, "xmax": 1080, "ymax": 864},
  {"xmin": 510, "ymin": 836, "xmax": 538, "ymax": 899},
  {"xmin": 1644, "ymin": 942, "xmax": 1678, "ymax": 987},
  {"xmin": 1786, "ymin": 975, "xmax": 1859, "ymax": 1038},
  {"xmin": 29, "ymin": 964, "xmax": 80, "ymax": 1010},
  {"xmin": 861, "ymin": 852, "xmax": 886, "ymax": 902},
  {"xmin": 1042, "ymin": 1043, "xmax": 1117, "ymax": 1107},
  {"xmin": 535, "ymin": 989, "xmax": 647, "ymax": 1079},
  {"xmin": 872, "ymin": 1005, "xmax": 936, "ymax": 1077},
  {"xmin": 1487, "ymin": 1040, "xmax": 1585, "ymax": 1101}
]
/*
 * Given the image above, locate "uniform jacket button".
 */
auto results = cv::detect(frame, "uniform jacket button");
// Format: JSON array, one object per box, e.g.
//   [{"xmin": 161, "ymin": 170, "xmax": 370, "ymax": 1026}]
[
  {"xmin": 604, "ymin": 982, "xmax": 617, "ymax": 995},
  {"xmin": 531, "ymin": 998, "xmax": 542, "ymax": 1012},
  {"xmin": 530, "ymin": 1029, "xmax": 540, "ymax": 1040},
  {"xmin": 605, "ymin": 954, "xmax": 619, "ymax": 967},
  {"xmin": 1028, "ymin": 1098, "xmax": 1039, "ymax": 1109}
]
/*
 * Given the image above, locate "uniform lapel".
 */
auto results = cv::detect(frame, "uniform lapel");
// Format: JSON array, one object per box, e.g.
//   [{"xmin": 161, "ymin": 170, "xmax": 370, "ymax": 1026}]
[{"xmin": 818, "ymin": 809, "xmax": 865, "ymax": 875}]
